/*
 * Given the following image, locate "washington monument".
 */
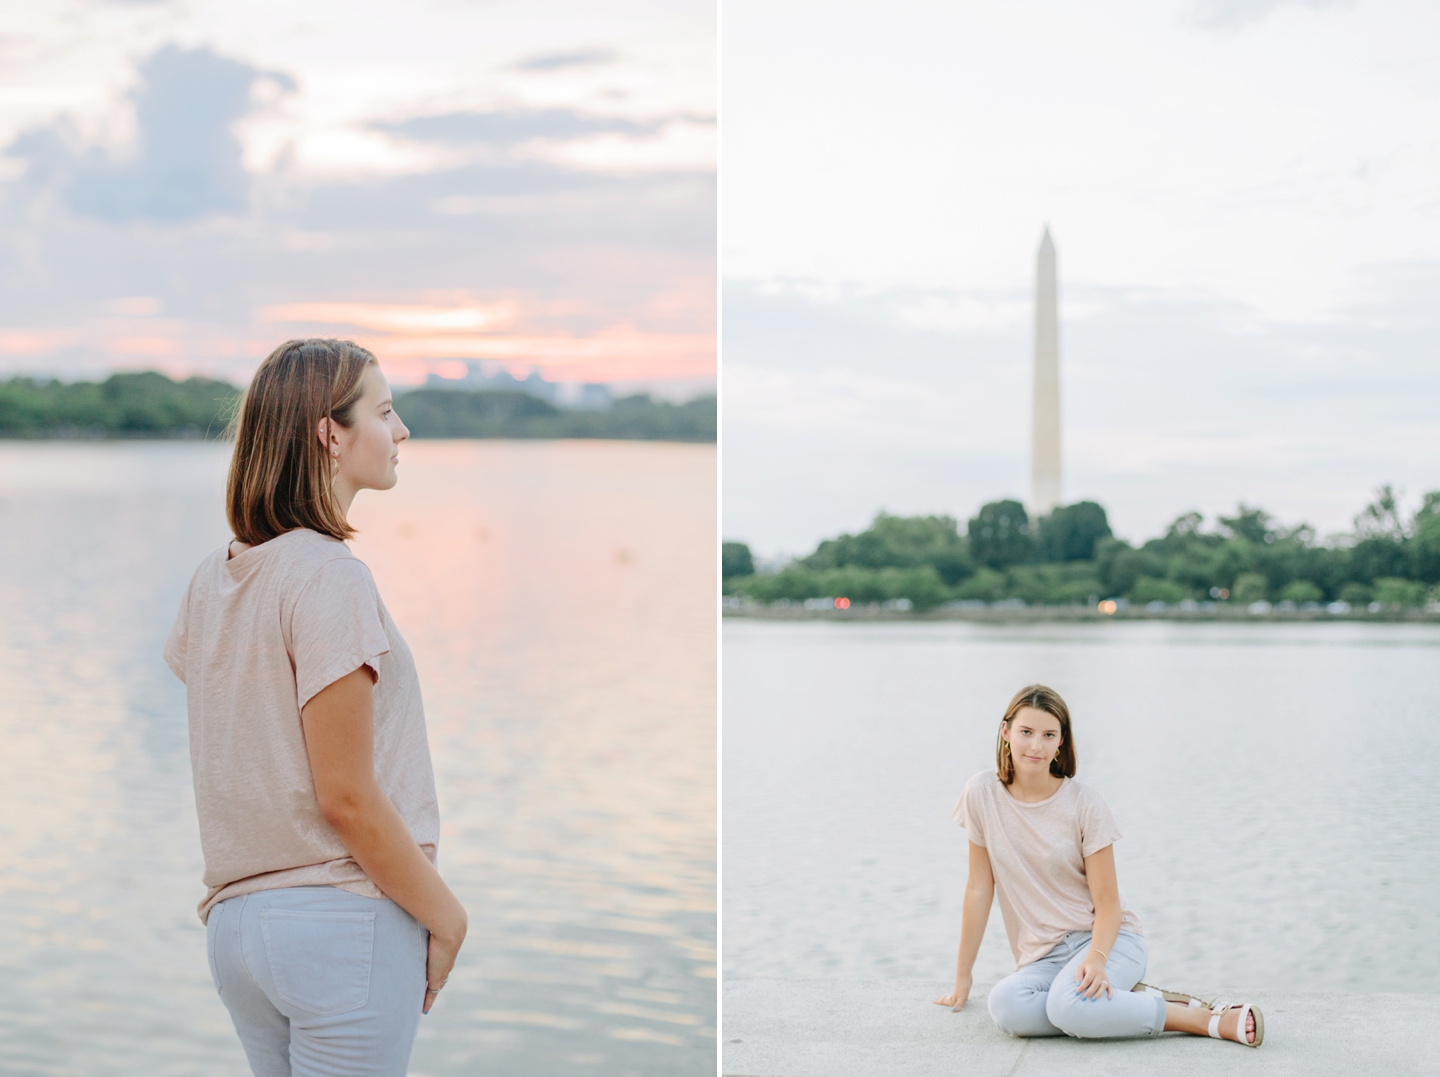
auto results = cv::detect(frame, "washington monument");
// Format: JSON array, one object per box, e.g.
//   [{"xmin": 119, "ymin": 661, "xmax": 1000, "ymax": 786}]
[{"xmin": 1031, "ymin": 227, "xmax": 1061, "ymax": 517}]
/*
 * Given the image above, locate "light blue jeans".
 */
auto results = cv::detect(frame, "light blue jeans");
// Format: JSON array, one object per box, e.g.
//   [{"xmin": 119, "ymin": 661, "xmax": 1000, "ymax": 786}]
[
  {"xmin": 987, "ymin": 929, "xmax": 1167, "ymax": 1039},
  {"xmin": 207, "ymin": 886, "xmax": 428, "ymax": 1077}
]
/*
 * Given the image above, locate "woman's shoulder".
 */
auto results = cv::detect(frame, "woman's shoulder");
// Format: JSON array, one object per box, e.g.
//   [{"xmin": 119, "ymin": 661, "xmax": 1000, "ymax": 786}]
[
  {"xmin": 962, "ymin": 770, "xmax": 1002, "ymax": 799},
  {"xmin": 269, "ymin": 530, "xmax": 370, "ymax": 578},
  {"xmin": 178, "ymin": 545, "xmax": 227, "ymax": 597},
  {"xmin": 1067, "ymin": 778, "xmax": 1114, "ymax": 811},
  {"xmin": 952, "ymin": 770, "xmax": 1001, "ymax": 829},
  {"xmin": 288, "ymin": 528, "xmax": 358, "ymax": 560}
]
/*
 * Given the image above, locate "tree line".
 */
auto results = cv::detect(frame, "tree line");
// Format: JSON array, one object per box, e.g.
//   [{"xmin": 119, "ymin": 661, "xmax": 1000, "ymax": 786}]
[
  {"xmin": 0, "ymin": 372, "xmax": 717, "ymax": 442},
  {"xmin": 0, "ymin": 371, "xmax": 239, "ymax": 438},
  {"xmin": 723, "ymin": 489, "xmax": 1440, "ymax": 611},
  {"xmin": 397, "ymin": 387, "xmax": 716, "ymax": 441}
]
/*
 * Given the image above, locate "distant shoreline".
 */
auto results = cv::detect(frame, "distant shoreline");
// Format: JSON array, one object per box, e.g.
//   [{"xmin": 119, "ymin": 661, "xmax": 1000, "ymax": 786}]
[
  {"xmin": 0, "ymin": 431, "xmax": 718, "ymax": 444},
  {"xmin": 724, "ymin": 602, "xmax": 1440, "ymax": 624},
  {"xmin": 0, "ymin": 372, "xmax": 716, "ymax": 442}
]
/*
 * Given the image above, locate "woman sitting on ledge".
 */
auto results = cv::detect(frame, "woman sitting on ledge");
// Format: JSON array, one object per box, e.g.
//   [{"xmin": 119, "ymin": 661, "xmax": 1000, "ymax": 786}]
[{"xmin": 934, "ymin": 684, "xmax": 1260, "ymax": 1047}]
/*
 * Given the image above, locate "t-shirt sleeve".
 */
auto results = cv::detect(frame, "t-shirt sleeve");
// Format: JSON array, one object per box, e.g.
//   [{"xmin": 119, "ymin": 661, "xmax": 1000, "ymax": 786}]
[
  {"xmin": 1078, "ymin": 785, "xmax": 1123, "ymax": 858},
  {"xmin": 289, "ymin": 558, "xmax": 391, "ymax": 712},
  {"xmin": 951, "ymin": 777, "xmax": 986, "ymax": 847},
  {"xmin": 163, "ymin": 574, "xmax": 194, "ymax": 682}
]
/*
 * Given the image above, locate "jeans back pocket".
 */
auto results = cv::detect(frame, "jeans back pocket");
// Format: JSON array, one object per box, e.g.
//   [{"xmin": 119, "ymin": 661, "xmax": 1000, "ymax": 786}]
[{"xmin": 259, "ymin": 909, "xmax": 376, "ymax": 1017}]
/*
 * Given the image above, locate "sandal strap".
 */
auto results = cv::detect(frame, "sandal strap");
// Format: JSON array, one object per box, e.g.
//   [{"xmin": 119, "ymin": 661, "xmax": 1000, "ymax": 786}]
[
  {"xmin": 1207, "ymin": 1011, "xmax": 1223, "ymax": 1039},
  {"xmin": 1234, "ymin": 1003, "xmax": 1255, "ymax": 1046},
  {"xmin": 1133, "ymin": 982, "xmax": 1217, "ymax": 1008}
]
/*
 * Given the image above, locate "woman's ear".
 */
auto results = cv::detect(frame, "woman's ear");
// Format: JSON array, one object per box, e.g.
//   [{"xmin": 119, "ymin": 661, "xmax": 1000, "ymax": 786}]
[{"xmin": 316, "ymin": 416, "xmax": 339, "ymax": 457}]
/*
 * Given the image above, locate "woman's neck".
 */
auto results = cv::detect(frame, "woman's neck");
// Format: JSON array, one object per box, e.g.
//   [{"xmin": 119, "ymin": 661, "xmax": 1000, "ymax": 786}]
[{"xmin": 1007, "ymin": 769, "xmax": 1063, "ymax": 803}]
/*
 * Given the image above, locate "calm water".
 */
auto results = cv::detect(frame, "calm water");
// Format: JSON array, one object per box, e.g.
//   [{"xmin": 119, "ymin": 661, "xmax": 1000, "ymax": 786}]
[
  {"xmin": 0, "ymin": 440, "xmax": 715, "ymax": 1077},
  {"xmin": 723, "ymin": 618, "xmax": 1440, "ymax": 994}
]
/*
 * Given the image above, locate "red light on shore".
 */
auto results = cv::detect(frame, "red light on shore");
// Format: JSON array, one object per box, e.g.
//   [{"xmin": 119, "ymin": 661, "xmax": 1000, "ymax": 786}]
[
  {"xmin": 834, "ymin": 597, "xmax": 851, "ymax": 609},
  {"xmin": 1098, "ymin": 600, "xmax": 1118, "ymax": 615}
]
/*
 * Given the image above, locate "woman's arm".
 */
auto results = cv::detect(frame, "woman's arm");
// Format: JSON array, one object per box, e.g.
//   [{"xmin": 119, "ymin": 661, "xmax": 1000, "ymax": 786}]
[
  {"xmin": 934, "ymin": 840, "xmax": 995, "ymax": 1010},
  {"xmin": 1077, "ymin": 843, "xmax": 1121, "ymax": 999},
  {"xmin": 302, "ymin": 666, "xmax": 467, "ymax": 1014}
]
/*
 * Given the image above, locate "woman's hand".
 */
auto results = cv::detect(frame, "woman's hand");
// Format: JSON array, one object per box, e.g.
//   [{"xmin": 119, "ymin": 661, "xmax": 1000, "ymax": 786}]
[
  {"xmin": 1074, "ymin": 951, "xmax": 1112, "ymax": 1000},
  {"xmin": 423, "ymin": 916, "xmax": 467, "ymax": 1014},
  {"xmin": 933, "ymin": 974, "xmax": 973, "ymax": 1011}
]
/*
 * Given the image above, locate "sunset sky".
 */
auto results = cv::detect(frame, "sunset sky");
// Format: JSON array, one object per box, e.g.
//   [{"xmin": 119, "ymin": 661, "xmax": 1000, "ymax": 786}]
[
  {"xmin": 0, "ymin": 0, "xmax": 715, "ymax": 395},
  {"xmin": 724, "ymin": 0, "xmax": 1440, "ymax": 549}
]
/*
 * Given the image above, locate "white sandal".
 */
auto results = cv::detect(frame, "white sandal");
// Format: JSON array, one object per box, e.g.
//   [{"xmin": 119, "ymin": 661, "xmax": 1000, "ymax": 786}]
[
  {"xmin": 1132, "ymin": 984, "xmax": 1263, "ymax": 1047},
  {"xmin": 1205, "ymin": 998, "xmax": 1263, "ymax": 1047}
]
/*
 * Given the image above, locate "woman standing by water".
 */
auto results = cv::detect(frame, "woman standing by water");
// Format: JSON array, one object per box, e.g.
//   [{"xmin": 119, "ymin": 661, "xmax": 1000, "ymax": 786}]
[
  {"xmin": 934, "ymin": 684, "xmax": 1261, "ymax": 1048},
  {"xmin": 164, "ymin": 339, "xmax": 466, "ymax": 1076}
]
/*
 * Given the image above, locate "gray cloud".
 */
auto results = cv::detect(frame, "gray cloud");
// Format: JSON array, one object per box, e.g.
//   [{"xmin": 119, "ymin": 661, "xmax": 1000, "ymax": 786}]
[
  {"xmin": 512, "ymin": 48, "xmax": 619, "ymax": 72},
  {"xmin": 8, "ymin": 44, "xmax": 284, "ymax": 223},
  {"xmin": 377, "ymin": 107, "xmax": 661, "ymax": 147},
  {"xmin": 1188, "ymin": 0, "xmax": 1351, "ymax": 29},
  {"xmin": 0, "ymin": 42, "xmax": 712, "ymax": 389}
]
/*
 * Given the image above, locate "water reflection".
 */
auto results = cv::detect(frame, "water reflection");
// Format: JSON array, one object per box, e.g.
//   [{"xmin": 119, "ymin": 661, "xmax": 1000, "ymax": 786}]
[{"xmin": 0, "ymin": 440, "xmax": 715, "ymax": 1077}]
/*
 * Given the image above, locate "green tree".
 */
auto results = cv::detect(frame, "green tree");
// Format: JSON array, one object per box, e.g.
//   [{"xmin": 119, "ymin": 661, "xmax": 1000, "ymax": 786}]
[
  {"xmin": 1349, "ymin": 537, "xmax": 1409, "ymax": 584},
  {"xmin": 804, "ymin": 512, "xmax": 974, "ymax": 584},
  {"xmin": 1129, "ymin": 577, "xmax": 1187, "ymax": 604},
  {"xmin": 1232, "ymin": 572, "xmax": 1268, "ymax": 603},
  {"xmin": 1278, "ymin": 580, "xmax": 1323, "ymax": 604},
  {"xmin": 873, "ymin": 565, "xmax": 949, "ymax": 610},
  {"xmin": 1373, "ymin": 577, "xmax": 1426, "ymax": 608},
  {"xmin": 1035, "ymin": 501, "xmax": 1112, "ymax": 563},
  {"xmin": 0, "ymin": 379, "xmax": 52, "ymax": 433},
  {"xmin": 734, "ymin": 566, "xmax": 820, "ymax": 602},
  {"xmin": 1339, "ymin": 581, "xmax": 1372, "ymax": 606},
  {"xmin": 952, "ymin": 568, "xmax": 1006, "ymax": 602},
  {"xmin": 1009, "ymin": 563, "xmax": 1104, "ymax": 605},
  {"xmin": 1218, "ymin": 505, "xmax": 1275, "ymax": 545},
  {"xmin": 967, "ymin": 500, "xmax": 1032, "ymax": 569},
  {"xmin": 722, "ymin": 541, "xmax": 754, "ymax": 582},
  {"xmin": 1355, "ymin": 484, "xmax": 1405, "ymax": 541},
  {"xmin": 1410, "ymin": 492, "xmax": 1440, "ymax": 584},
  {"xmin": 1096, "ymin": 540, "xmax": 1164, "ymax": 597}
]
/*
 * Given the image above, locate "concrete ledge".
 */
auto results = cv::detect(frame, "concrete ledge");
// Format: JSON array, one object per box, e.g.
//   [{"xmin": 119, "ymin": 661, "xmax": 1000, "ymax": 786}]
[{"xmin": 723, "ymin": 979, "xmax": 1440, "ymax": 1077}]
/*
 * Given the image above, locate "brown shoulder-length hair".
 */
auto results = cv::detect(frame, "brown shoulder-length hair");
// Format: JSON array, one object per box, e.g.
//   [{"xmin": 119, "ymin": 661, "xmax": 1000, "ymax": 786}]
[
  {"xmin": 996, "ymin": 684, "xmax": 1076, "ymax": 785},
  {"xmin": 226, "ymin": 339, "xmax": 377, "ymax": 545}
]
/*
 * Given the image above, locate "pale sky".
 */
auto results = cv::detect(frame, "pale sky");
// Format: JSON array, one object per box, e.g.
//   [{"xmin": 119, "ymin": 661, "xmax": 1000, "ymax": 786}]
[
  {"xmin": 722, "ymin": 0, "xmax": 1440, "ymax": 553},
  {"xmin": 0, "ymin": 0, "xmax": 715, "ymax": 392}
]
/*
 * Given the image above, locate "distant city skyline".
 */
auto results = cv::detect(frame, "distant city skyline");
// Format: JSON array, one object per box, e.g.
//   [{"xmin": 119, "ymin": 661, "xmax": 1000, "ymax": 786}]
[
  {"xmin": 0, "ymin": 1, "xmax": 715, "ymax": 397},
  {"xmin": 723, "ymin": 0, "xmax": 1440, "ymax": 553}
]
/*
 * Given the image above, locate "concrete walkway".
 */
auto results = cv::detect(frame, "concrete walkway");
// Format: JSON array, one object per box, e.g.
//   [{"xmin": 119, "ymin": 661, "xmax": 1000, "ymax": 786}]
[{"xmin": 724, "ymin": 979, "xmax": 1439, "ymax": 1077}]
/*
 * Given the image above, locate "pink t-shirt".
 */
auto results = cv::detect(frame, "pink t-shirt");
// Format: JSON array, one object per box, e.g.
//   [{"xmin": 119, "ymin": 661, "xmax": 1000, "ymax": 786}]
[
  {"xmin": 165, "ymin": 529, "xmax": 439, "ymax": 923},
  {"xmin": 953, "ymin": 771, "xmax": 1142, "ymax": 968}
]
